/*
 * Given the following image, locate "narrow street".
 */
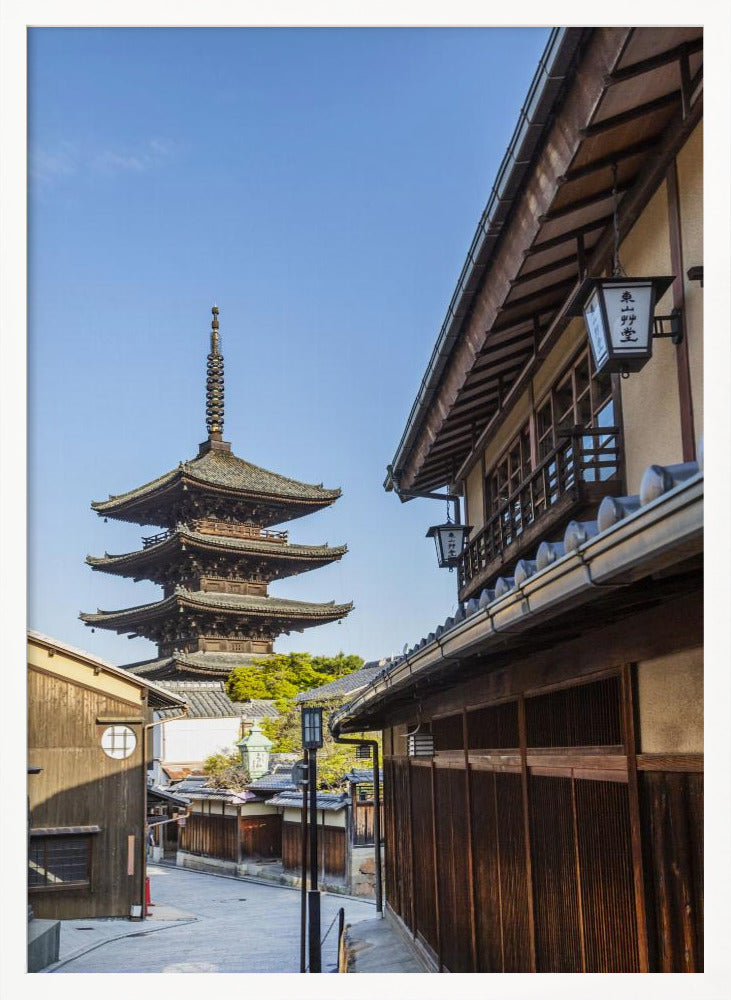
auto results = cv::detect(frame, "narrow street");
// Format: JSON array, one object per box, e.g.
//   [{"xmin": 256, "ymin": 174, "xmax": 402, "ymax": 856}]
[{"xmin": 52, "ymin": 864, "xmax": 376, "ymax": 973}]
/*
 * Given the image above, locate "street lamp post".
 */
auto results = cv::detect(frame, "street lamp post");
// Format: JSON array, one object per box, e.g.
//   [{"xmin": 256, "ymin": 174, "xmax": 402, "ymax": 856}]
[{"xmin": 301, "ymin": 706, "xmax": 324, "ymax": 973}]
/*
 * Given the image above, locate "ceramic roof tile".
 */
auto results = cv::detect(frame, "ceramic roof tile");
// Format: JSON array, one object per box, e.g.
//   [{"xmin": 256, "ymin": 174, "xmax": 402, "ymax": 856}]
[
  {"xmin": 92, "ymin": 447, "xmax": 341, "ymax": 513},
  {"xmin": 294, "ymin": 661, "xmax": 394, "ymax": 703}
]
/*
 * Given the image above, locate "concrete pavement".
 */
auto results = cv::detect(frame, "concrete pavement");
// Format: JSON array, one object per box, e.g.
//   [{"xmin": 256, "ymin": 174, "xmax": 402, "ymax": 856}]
[{"xmin": 47, "ymin": 863, "xmax": 376, "ymax": 973}]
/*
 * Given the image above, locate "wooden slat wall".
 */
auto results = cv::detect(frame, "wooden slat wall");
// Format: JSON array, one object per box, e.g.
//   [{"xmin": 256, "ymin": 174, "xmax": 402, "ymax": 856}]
[
  {"xmin": 382, "ymin": 668, "xmax": 702, "ymax": 973},
  {"xmin": 239, "ymin": 814, "xmax": 281, "ymax": 859},
  {"xmin": 281, "ymin": 821, "xmax": 347, "ymax": 880},
  {"xmin": 641, "ymin": 771, "xmax": 704, "ymax": 971},
  {"xmin": 28, "ymin": 668, "xmax": 145, "ymax": 919},
  {"xmin": 180, "ymin": 813, "xmax": 238, "ymax": 861}
]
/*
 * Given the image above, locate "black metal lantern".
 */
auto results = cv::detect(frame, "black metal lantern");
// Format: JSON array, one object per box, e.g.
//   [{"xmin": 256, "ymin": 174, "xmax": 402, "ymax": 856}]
[
  {"xmin": 301, "ymin": 706, "xmax": 323, "ymax": 750},
  {"xmin": 568, "ymin": 275, "xmax": 675, "ymax": 375},
  {"xmin": 426, "ymin": 521, "xmax": 472, "ymax": 569}
]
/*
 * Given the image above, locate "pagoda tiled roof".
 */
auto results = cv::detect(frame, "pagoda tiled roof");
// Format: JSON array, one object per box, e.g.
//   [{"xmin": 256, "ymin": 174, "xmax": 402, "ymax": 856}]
[
  {"xmin": 87, "ymin": 527, "xmax": 346, "ymax": 571},
  {"xmin": 125, "ymin": 650, "xmax": 271, "ymax": 680},
  {"xmin": 80, "ymin": 588, "xmax": 353, "ymax": 629},
  {"xmin": 92, "ymin": 446, "xmax": 341, "ymax": 516}
]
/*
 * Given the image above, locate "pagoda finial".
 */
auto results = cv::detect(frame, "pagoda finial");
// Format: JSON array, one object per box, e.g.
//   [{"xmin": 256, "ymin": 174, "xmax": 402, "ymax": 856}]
[{"xmin": 206, "ymin": 305, "xmax": 224, "ymax": 439}]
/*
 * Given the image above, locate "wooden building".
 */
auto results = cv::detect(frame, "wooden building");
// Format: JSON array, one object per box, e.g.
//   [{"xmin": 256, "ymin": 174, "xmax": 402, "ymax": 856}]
[
  {"xmin": 81, "ymin": 305, "xmax": 351, "ymax": 683},
  {"xmin": 332, "ymin": 27, "xmax": 703, "ymax": 973},
  {"xmin": 27, "ymin": 631, "xmax": 185, "ymax": 919}
]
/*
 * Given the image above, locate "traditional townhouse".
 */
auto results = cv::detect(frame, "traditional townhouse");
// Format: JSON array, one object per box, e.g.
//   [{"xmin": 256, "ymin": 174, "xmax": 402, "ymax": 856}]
[{"xmin": 332, "ymin": 26, "xmax": 703, "ymax": 973}]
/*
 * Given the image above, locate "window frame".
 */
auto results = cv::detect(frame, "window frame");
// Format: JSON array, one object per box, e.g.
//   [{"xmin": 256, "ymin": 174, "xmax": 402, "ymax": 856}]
[{"xmin": 28, "ymin": 832, "xmax": 96, "ymax": 893}]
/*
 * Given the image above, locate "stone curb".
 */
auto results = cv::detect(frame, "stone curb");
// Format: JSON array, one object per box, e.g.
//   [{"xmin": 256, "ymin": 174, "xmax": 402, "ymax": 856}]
[{"xmin": 155, "ymin": 859, "xmax": 377, "ymax": 907}]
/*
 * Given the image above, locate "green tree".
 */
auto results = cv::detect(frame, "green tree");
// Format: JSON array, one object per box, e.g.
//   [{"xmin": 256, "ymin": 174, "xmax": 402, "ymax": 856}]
[
  {"xmin": 202, "ymin": 749, "xmax": 250, "ymax": 791},
  {"xmin": 226, "ymin": 651, "xmax": 379, "ymax": 789}
]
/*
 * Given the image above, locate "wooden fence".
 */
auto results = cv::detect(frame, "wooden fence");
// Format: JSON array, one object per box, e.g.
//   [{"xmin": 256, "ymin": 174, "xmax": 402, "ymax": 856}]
[
  {"xmin": 281, "ymin": 821, "xmax": 346, "ymax": 880},
  {"xmin": 383, "ymin": 672, "xmax": 703, "ymax": 972}
]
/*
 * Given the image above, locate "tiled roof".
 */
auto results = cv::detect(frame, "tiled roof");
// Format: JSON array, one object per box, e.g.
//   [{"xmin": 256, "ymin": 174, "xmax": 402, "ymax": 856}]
[
  {"xmin": 343, "ymin": 769, "xmax": 383, "ymax": 784},
  {"xmin": 92, "ymin": 447, "xmax": 341, "ymax": 513},
  {"xmin": 81, "ymin": 589, "xmax": 353, "ymax": 626},
  {"xmin": 294, "ymin": 660, "xmax": 394, "ymax": 703},
  {"xmin": 333, "ymin": 457, "xmax": 703, "ymax": 731},
  {"xmin": 246, "ymin": 765, "xmax": 297, "ymax": 794},
  {"xmin": 147, "ymin": 785, "xmax": 190, "ymax": 807},
  {"xmin": 268, "ymin": 790, "xmax": 348, "ymax": 812},
  {"xmin": 171, "ymin": 774, "xmax": 259, "ymax": 804},
  {"xmin": 127, "ymin": 651, "xmax": 272, "ymax": 681},
  {"xmin": 150, "ymin": 680, "xmax": 279, "ymax": 720},
  {"xmin": 87, "ymin": 528, "xmax": 347, "ymax": 569}
]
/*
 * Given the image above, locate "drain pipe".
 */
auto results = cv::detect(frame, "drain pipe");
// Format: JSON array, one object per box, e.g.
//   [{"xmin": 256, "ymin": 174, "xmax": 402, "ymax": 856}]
[{"xmin": 332, "ymin": 734, "xmax": 382, "ymax": 915}]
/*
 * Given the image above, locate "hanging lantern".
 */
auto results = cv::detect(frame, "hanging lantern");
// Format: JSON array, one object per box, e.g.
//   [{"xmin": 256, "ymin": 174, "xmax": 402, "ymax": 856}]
[
  {"xmin": 426, "ymin": 521, "xmax": 472, "ymax": 569},
  {"xmin": 356, "ymin": 743, "xmax": 371, "ymax": 760},
  {"xmin": 568, "ymin": 275, "xmax": 675, "ymax": 375},
  {"xmin": 407, "ymin": 732, "xmax": 434, "ymax": 757}
]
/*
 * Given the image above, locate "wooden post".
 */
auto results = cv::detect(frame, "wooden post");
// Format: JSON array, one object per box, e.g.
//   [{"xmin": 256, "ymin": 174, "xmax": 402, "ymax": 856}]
[
  {"xmin": 665, "ymin": 157, "xmax": 696, "ymax": 462},
  {"xmin": 517, "ymin": 695, "xmax": 537, "ymax": 971},
  {"xmin": 430, "ymin": 760, "xmax": 443, "ymax": 971},
  {"xmin": 621, "ymin": 663, "xmax": 650, "ymax": 972},
  {"xmin": 462, "ymin": 710, "xmax": 478, "ymax": 971}
]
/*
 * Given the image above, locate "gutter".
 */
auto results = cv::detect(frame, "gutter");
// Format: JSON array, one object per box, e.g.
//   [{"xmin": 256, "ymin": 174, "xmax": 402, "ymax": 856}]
[
  {"xmin": 387, "ymin": 27, "xmax": 588, "ymax": 495},
  {"xmin": 333, "ymin": 472, "xmax": 702, "ymax": 731}
]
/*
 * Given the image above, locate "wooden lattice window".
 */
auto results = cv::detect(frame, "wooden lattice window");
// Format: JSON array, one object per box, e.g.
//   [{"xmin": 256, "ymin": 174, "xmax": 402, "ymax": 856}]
[
  {"xmin": 467, "ymin": 700, "xmax": 519, "ymax": 749},
  {"xmin": 432, "ymin": 713, "xmax": 464, "ymax": 751},
  {"xmin": 525, "ymin": 675, "xmax": 623, "ymax": 748},
  {"xmin": 29, "ymin": 834, "xmax": 93, "ymax": 891},
  {"xmin": 535, "ymin": 348, "xmax": 616, "ymax": 480},
  {"xmin": 486, "ymin": 422, "xmax": 532, "ymax": 519}
]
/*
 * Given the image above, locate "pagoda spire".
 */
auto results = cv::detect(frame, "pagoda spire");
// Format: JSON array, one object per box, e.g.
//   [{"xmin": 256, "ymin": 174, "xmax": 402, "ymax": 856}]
[{"xmin": 205, "ymin": 305, "xmax": 225, "ymax": 440}]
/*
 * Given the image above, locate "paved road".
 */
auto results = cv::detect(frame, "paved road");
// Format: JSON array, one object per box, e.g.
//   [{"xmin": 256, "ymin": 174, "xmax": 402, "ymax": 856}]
[{"xmin": 54, "ymin": 864, "xmax": 376, "ymax": 973}]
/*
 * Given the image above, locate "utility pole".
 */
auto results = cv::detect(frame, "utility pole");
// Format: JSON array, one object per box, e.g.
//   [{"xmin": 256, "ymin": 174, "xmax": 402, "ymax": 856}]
[{"xmin": 301, "ymin": 706, "xmax": 323, "ymax": 973}]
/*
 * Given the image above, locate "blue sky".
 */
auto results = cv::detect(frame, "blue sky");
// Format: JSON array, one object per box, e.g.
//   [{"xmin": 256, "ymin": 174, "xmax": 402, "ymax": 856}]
[{"xmin": 28, "ymin": 26, "xmax": 550, "ymax": 665}]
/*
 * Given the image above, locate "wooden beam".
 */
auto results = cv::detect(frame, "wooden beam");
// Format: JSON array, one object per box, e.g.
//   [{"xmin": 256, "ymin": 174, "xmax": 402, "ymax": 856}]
[
  {"xmin": 538, "ymin": 180, "xmax": 633, "ymax": 224},
  {"xmin": 558, "ymin": 137, "xmax": 660, "ymax": 184},
  {"xmin": 580, "ymin": 91, "xmax": 681, "ymax": 138},
  {"xmin": 462, "ymin": 710, "xmax": 479, "ymax": 971},
  {"xmin": 665, "ymin": 158, "xmax": 696, "ymax": 461},
  {"xmin": 510, "ymin": 252, "xmax": 578, "ymax": 286},
  {"xmin": 499, "ymin": 275, "xmax": 577, "ymax": 313},
  {"xmin": 430, "ymin": 761, "xmax": 443, "ymax": 971},
  {"xmin": 524, "ymin": 215, "xmax": 612, "ymax": 257},
  {"xmin": 604, "ymin": 37, "xmax": 702, "ymax": 86}
]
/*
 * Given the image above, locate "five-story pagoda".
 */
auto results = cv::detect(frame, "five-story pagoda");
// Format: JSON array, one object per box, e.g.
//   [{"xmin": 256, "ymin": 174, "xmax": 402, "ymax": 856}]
[{"xmin": 81, "ymin": 307, "xmax": 352, "ymax": 681}]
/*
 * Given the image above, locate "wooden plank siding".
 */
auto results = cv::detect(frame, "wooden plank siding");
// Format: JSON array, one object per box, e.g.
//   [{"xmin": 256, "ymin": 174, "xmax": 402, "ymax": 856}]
[
  {"xmin": 239, "ymin": 814, "xmax": 282, "ymax": 859},
  {"xmin": 27, "ymin": 667, "xmax": 146, "ymax": 919},
  {"xmin": 382, "ymin": 665, "xmax": 702, "ymax": 973},
  {"xmin": 180, "ymin": 813, "xmax": 238, "ymax": 861},
  {"xmin": 281, "ymin": 821, "xmax": 346, "ymax": 881}
]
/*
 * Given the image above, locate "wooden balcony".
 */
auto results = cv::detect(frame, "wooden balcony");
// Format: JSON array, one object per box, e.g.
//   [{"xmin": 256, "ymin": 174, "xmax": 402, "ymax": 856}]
[
  {"xmin": 191, "ymin": 519, "xmax": 288, "ymax": 544},
  {"xmin": 458, "ymin": 428, "xmax": 622, "ymax": 600}
]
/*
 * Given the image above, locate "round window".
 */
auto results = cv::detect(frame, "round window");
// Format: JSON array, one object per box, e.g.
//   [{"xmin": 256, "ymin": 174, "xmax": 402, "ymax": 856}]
[{"xmin": 101, "ymin": 725, "xmax": 137, "ymax": 759}]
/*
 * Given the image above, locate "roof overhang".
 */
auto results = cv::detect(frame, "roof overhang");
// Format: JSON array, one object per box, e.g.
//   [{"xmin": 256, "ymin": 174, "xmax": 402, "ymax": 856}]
[
  {"xmin": 388, "ymin": 26, "xmax": 703, "ymax": 495},
  {"xmin": 333, "ymin": 471, "xmax": 703, "ymax": 733}
]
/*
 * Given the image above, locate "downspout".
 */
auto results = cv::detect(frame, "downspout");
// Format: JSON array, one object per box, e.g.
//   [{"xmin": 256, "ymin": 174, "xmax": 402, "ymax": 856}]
[{"xmin": 331, "ymin": 733, "xmax": 382, "ymax": 915}]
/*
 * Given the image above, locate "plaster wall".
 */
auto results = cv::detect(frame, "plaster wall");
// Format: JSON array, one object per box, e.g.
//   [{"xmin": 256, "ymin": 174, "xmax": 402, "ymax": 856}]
[
  {"xmin": 240, "ymin": 802, "xmax": 277, "ymax": 817},
  {"xmin": 161, "ymin": 716, "xmax": 241, "ymax": 765},
  {"xmin": 617, "ymin": 181, "xmax": 682, "ymax": 493},
  {"xmin": 636, "ymin": 647, "xmax": 703, "ymax": 753},
  {"xmin": 465, "ymin": 464, "xmax": 484, "ymax": 532},
  {"xmin": 676, "ymin": 120, "xmax": 703, "ymax": 445},
  {"xmin": 281, "ymin": 807, "xmax": 346, "ymax": 827}
]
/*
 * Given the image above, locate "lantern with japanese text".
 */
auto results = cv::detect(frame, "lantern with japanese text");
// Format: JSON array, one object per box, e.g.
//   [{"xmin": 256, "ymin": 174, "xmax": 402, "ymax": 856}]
[
  {"xmin": 426, "ymin": 521, "xmax": 472, "ymax": 570},
  {"xmin": 568, "ymin": 275, "xmax": 675, "ymax": 375}
]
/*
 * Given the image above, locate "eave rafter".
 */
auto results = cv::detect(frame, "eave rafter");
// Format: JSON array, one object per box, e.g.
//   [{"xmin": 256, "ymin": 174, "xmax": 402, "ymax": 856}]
[{"xmin": 392, "ymin": 26, "xmax": 702, "ymax": 496}]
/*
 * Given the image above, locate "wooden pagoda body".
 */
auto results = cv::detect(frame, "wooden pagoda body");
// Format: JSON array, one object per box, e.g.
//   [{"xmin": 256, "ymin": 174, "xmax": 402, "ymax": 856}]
[{"xmin": 81, "ymin": 308, "xmax": 352, "ymax": 681}]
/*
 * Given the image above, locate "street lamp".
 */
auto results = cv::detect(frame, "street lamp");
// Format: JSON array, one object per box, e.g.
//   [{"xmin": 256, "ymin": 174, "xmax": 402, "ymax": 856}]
[
  {"xmin": 300, "ymin": 706, "xmax": 323, "ymax": 972},
  {"xmin": 426, "ymin": 521, "xmax": 472, "ymax": 570}
]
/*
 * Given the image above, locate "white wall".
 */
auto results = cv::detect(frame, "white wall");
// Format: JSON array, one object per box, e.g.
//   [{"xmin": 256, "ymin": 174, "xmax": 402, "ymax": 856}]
[{"xmin": 161, "ymin": 716, "xmax": 242, "ymax": 765}]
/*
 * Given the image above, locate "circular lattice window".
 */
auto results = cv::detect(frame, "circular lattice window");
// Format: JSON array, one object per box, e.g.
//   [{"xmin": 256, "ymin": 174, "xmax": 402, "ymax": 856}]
[{"xmin": 100, "ymin": 725, "xmax": 137, "ymax": 759}]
